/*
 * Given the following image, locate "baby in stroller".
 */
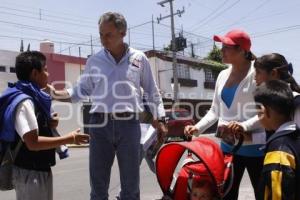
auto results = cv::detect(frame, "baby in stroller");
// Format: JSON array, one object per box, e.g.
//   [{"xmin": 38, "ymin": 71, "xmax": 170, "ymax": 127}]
[{"xmin": 190, "ymin": 178, "xmax": 219, "ymax": 200}]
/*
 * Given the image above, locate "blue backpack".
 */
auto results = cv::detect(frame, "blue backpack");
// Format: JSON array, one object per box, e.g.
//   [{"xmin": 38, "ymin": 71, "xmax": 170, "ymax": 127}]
[
  {"xmin": 295, "ymin": 94, "xmax": 300, "ymax": 108},
  {"xmin": 0, "ymin": 87, "xmax": 31, "ymax": 191}
]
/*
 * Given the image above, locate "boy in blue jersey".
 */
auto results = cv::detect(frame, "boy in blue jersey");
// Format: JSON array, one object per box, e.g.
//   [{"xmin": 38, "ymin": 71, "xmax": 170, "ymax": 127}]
[{"xmin": 254, "ymin": 80, "xmax": 300, "ymax": 200}]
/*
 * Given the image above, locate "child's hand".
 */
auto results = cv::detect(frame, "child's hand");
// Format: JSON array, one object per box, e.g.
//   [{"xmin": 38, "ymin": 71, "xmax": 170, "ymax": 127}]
[
  {"xmin": 67, "ymin": 129, "xmax": 90, "ymax": 145},
  {"xmin": 48, "ymin": 112, "xmax": 59, "ymax": 129}
]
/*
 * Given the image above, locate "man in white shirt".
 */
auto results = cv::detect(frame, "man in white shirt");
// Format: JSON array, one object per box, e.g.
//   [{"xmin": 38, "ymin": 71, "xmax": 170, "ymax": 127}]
[{"xmin": 47, "ymin": 12, "xmax": 167, "ymax": 200}]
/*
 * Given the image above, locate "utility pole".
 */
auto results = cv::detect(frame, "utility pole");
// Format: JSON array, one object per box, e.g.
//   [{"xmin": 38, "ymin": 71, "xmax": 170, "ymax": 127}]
[
  {"xmin": 128, "ymin": 28, "xmax": 131, "ymax": 46},
  {"xmin": 90, "ymin": 35, "xmax": 94, "ymax": 55},
  {"xmin": 78, "ymin": 47, "xmax": 82, "ymax": 75},
  {"xmin": 191, "ymin": 43, "xmax": 195, "ymax": 58},
  {"xmin": 152, "ymin": 15, "xmax": 155, "ymax": 50},
  {"xmin": 157, "ymin": 0, "xmax": 184, "ymax": 103},
  {"xmin": 39, "ymin": 9, "xmax": 42, "ymax": 20}
]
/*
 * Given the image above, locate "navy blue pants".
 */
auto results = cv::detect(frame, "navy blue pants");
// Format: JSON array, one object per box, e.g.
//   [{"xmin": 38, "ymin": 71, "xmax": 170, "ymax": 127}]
[{"xmin": 223, "ymin": 155, "xmax": 264, "ymax": 200}]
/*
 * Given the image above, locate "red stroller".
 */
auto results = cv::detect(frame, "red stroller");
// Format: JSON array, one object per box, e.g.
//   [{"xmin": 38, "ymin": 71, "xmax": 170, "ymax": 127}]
[{"xmin": 155, "ymin": 137, "xmax": 243, "ymax": 200}]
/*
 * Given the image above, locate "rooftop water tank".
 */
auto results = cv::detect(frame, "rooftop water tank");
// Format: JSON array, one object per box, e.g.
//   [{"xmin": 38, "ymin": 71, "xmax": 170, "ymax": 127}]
[{"xmin": 40, "ymin": 40, "xmax": 54, "ymax": 53}]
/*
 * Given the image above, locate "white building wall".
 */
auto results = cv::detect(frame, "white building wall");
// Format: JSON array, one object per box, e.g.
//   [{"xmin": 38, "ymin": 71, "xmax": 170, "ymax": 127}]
[
  {"xmin": 53, "ymin": 63, "xmax": 86, "ymax": 134},
  {"xmin": 0, "ymin": 50, "xmax": 19, "ymax": 94},
  {"xmin": 148, "ymin": 57, "xmax": 215, "ymax": 101},
  {"xmin": 64, "ymin": 63, "xmax": 84, "ymax": 85}
]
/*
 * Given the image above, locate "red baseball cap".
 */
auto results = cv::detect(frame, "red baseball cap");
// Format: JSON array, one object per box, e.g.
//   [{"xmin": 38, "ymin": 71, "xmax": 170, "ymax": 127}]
[{"xmin": 213, "ymin": 29, "xmax": 251, "ymax": 51}]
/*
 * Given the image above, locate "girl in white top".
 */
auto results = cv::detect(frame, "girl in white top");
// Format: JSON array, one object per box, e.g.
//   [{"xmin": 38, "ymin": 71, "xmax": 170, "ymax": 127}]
[
  {"xmin": 184, "ymin": 29, "xmax": 265, "ymax": 200},
  {"xmin": 254, "ymin": 53, "xmax": 300, "ymax": 127}
]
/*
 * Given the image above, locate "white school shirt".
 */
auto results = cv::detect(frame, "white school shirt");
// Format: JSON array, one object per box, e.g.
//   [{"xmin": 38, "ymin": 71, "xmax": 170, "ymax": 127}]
[{"xmin": 14, "ymin": 99, "xmax": 38, "ymax": 140}]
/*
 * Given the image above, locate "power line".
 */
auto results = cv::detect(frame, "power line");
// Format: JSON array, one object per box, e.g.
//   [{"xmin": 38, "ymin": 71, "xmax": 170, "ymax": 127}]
[
  {"xmin": 0, "ymin": 26, "xmax": 93, "ymax": 45},
  {"xmin": 130, "ymin": 31, "xmax": 170, "ymax": 39},
  {"xmin": 198, "ymin": 0, "xmax": 272, "ymax": 35},
  {"xmin": 199, "ymin": 6, "xmax": 287, "ymax": 35},
  {"xmin": 131, "ymin": 42, "xmax": 163, "ymax": 49},
  {"xmin": 0, "ymin": 19, "xmax": 96, "ymax": 39},
  {"xmin": 190, "ymin": 0, "xmax": 213, "ymax": 10},
  {"xmin": 252, "ymin": 25, "xmax": 300, "ymax": 38},
  {"xmin": 59, "ymin": 37, "xmax": 101, "ymax": 53},
  {"xmin": 0, "ymin": 34, "xmax": 101, "ymax": 47},
  {"xmin": 0, "ymin": 1, "xmax": 97, "ymax": 22},
  {"xmin": 0, "ymin": 6, "xmax": 95, "ymax": 24},
  {"xmin": 0, "ymin": 8, "xmax": 96, "ymax": 29},
  {"xmin": 156, "ymin": 22, "xmax": 211, "ymax": 40},
  {"xmin": 191, "ymin": 0, "xmax": 241, "ymax": 32},
  {"xmin": 213, "ymin": 0, "xmax": 270, "ymax": 34},
  {"xmin": 128, "ymin": 21, "xmax": 152, "ymax": 30},
  {"xmin": 188, "ymin": 0, "xmax": 229, "ymax": 31}
]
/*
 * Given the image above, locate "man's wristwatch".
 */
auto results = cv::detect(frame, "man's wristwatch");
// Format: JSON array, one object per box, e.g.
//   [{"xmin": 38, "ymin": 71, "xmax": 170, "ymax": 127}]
[{"xmin": 158, "ymin": 117, "xmax": 167, "ymax": 125}]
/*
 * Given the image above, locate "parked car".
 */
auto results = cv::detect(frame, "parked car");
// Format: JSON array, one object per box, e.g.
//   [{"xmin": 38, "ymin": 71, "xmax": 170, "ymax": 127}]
[{"xmin": 165, "ymin": 108, "xmax": 194, "ymax": 138}]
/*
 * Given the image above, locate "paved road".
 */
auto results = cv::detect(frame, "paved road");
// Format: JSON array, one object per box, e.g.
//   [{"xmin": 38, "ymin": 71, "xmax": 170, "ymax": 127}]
[{"xmin": 0, "ymin": 137, "xmax": 255, "ymax": 200}]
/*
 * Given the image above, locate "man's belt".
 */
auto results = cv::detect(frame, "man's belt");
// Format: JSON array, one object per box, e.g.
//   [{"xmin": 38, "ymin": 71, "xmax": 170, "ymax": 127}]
[{"xmin": 94, "ymin": 112, "xmax": 137, "ymax": 120}]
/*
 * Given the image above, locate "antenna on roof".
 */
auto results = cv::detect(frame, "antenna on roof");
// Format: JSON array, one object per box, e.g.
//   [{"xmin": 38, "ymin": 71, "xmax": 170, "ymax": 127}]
[
  {"xmin": 20, "ymin": 39, "xmax": 24, "ymax": 52},
  {"xmin": 27, "ymin": 43, "xmax": 31, "ymax": 51}
]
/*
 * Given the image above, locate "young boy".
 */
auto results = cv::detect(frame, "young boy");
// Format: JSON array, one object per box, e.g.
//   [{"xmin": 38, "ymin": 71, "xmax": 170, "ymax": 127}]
[
  {"xmin": 0, "ymin": 51, "xmax": 89, "ymax": 200},
  {"xmin": 253, "ymin": 80, "xmax": 300, "ymax": 200}
]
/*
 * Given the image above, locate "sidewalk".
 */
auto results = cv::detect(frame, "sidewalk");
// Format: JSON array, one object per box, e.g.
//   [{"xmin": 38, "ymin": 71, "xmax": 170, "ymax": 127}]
[{"xmin": 0, "ymin": 136, "xmax": 255, "ymax": 200}]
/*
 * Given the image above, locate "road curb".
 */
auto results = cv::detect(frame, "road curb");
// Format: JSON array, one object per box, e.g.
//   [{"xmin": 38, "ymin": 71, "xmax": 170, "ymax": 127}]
[{"xmin": 67, "ymin": 144, "xmax": 89, "ymax": 148}]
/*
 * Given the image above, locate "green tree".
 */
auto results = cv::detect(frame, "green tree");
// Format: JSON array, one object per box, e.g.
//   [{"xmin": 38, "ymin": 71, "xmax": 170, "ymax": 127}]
[{"xmin": 206, "ymin": 44, "xmax": 222, "ymax": 63}]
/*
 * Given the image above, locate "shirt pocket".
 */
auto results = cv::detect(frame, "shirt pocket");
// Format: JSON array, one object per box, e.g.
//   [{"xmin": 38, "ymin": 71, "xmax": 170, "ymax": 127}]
[{"xmin": 126, "ymin": 66, "xmax": 141, "ymax": 86}]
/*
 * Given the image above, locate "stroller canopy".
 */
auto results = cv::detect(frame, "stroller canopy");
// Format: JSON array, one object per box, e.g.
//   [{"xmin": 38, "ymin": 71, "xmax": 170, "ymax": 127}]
[{"xmin": 156, "ymin": 137, "xmax": 229, "ymax": 199}]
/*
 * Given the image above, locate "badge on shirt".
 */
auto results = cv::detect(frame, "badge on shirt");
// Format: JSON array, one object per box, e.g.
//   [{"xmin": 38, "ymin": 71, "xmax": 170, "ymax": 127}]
[{"xmin": 129, "ymin": 56, "xmax": 142, "ymax": 68}]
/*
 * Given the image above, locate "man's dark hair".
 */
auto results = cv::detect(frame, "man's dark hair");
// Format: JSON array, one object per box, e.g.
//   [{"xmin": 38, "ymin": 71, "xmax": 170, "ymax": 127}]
[
  {"xmin": 15, "ymin": 51, "xmax": 46, "ymax": 81},
  {"xmin": 253, "ymin": 80, "xmax": 294, "ymax": 118}
]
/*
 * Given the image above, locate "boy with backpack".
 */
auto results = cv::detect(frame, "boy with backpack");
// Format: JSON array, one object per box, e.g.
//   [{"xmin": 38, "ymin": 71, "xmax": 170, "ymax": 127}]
[
  {"xmin": 253, "ymin": 80, "xmax": 300, "ymax": 200},
  {"xmin": 0, "ymin": 51, "xmax": 89, "ymax": 200}
]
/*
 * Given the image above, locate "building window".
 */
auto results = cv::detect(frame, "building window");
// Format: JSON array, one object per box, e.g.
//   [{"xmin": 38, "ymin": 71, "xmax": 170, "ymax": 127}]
[
  {"xmin": 171, "ymin": 77, "xmax": 198, "ymax": 87},
  {"xmin": 10, "ymin": 67, "xmax": 16, "ymax": 73},
  {"xmin": 176, "ymin": 64, "xmax": 190, "ymax": 79},
  {"xmin": 204, "ymin": 69, "xmax": 217, "ymax": 89},
  {"xmin": 0, "ymin": 66, "xmax": 6, "ymax": 72},
  {"xmin": 204, "ymin": 69, "xmax": 215, "ymax": 82}
]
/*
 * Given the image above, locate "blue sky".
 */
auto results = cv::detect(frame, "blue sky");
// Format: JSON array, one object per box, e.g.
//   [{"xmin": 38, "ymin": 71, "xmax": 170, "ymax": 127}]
[{"xmin": 0, "ymin": 0, "xmax": 299, "ymax": 82}]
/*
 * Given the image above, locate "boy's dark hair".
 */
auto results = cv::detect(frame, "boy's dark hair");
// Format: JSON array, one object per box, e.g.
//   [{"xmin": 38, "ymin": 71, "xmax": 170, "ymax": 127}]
[
  {"xmin": 254, "ymin": 53, "xmax": 300, "ymax": 93},
  {"xmin": 253, "ymin": 80, "xmax": 294, "ymax": 118},
  {"xmin": 15, "ymin": 51, "xmax": 46, "ymax": 81}
]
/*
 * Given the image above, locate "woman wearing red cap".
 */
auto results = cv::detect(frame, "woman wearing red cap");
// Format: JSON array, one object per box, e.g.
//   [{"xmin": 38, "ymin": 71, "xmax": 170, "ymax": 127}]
[{"xmin": 185, "ymin": 29, "xmax": 265, "ymax": 200}]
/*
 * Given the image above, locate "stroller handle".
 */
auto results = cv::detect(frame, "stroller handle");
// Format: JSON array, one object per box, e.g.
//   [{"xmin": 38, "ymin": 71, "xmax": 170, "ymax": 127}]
[{"xmin": 183, "ymin": 134, "xmax": 192, "ymax": 142}]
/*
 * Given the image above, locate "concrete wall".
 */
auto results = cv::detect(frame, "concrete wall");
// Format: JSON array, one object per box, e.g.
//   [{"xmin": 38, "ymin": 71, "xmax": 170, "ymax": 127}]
[
  {"xmin": 0, "ymin": 50, "xmax": 18, "ymax": 94},
  {"xmin": 148, "ymin": 57, "xmax": 215, "ymax": 101},
  {"xmin": 53, "ymin": 62, "xmax": 86, "ymax": 135}
]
